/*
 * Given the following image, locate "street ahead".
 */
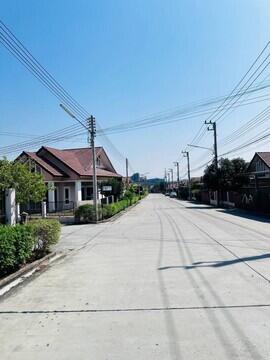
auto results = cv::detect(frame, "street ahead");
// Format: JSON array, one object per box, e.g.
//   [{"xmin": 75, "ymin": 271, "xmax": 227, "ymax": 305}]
[{"xmin": 0, "ymin": 194, "xmax": 270, "ymax": 359}]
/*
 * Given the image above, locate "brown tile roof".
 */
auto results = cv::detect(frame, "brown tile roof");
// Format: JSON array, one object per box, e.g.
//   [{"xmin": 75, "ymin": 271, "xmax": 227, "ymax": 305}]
[
  {"xmin": 24, "ymin": 151, "xmax": 64, "ymax": 176},
  {"xmin": 41, "ymin": 146, "xmax": 122, "ymax": 178},
  {"xmin": 256, "ymin": 152, "xmax": 270, "ymax": 168}
]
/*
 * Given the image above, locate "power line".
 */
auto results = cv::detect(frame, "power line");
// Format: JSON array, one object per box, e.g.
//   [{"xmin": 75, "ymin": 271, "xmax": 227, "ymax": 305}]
[
  {"xmin": 0, "ymin": 20, "xmax": 132, "ymax": 169},
  {"xmin": 185, "ymin": 42, "xmax": 270, "ymax": 152}
]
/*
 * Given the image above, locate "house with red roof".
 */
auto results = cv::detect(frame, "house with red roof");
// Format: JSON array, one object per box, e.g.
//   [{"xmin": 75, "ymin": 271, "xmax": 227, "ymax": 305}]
[{"xmin": 17, "ymin": 146, "xmax": 122, "ymax": 210}]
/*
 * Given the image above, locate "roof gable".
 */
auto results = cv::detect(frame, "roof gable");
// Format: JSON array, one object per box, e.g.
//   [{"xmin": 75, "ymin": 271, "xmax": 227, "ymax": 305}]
[
  {"xmin": 37, "ymin": 146, "xmax": 121, "ymax": 177},
  {"xmin": 248, "ymin": 152, "xmax": 270, "ymax": 171},
  {"xmin": 18, "ymin": 151, "xmax": 64, "ymax": 177}
]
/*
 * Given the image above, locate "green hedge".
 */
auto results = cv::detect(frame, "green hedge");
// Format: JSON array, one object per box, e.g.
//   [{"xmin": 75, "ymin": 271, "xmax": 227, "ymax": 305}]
[
  {"xmin": 0, "ymin": 219, "xmax": 61, "ymax": 277},
  {"xmin": 75, "ymin": 195, "xmax": 145, "ymax": 223},
  {"xmin": 0, "ymin": 225, "xmax": 34, "ymax": 276}
]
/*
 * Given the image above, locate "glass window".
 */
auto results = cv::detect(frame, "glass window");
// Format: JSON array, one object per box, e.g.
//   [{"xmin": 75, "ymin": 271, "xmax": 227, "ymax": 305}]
[
  {"xmin": 64, "ymin": 187, "xmax": 70, "ymax": 204},
  {"xmin": 82, "ymin": 186, "xmax": 92, "ymax": 200}
]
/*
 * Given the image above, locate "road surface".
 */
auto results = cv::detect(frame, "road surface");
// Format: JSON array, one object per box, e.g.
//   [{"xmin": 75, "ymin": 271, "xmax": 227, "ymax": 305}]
[{"xmin": 0, "ymin": 194, "xmax": 270, "ymax": 359}]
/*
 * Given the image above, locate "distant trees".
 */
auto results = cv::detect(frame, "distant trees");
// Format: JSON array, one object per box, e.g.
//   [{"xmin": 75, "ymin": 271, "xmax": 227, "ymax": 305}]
[{"xmin": 203, "ymin": 157, "xmax": 249, "ymax": 191}]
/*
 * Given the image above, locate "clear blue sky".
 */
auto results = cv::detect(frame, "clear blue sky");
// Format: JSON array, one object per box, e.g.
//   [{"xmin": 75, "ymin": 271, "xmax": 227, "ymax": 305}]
[{"xmin": 1, "ymin": 0, "xmax": 270, "ymax": 178}]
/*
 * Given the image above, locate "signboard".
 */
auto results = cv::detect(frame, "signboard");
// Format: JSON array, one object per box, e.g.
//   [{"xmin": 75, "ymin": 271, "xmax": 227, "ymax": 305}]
[{"xmin": 102, "ymin": 186, "xmax": 112, "ymax": 192}]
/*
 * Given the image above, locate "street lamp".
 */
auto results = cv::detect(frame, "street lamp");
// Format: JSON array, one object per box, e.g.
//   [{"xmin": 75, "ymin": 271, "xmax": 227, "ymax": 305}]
[{"xmin": 187, "ymin": 144, "xmax": 214, "ymax": 154}]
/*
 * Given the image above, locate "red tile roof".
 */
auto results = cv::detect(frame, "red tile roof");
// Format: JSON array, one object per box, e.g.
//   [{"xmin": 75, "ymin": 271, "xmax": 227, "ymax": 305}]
[
  {"xmin": 24, "ymin": 151, "xmax": 64, "ymax": 176},
  {"xmin": 42, "ymin": 146, "xmax": 121, "ymax": 177},
  {"xmin": 19, "ymin": 146, "xmax": 122, "ymax": 179}
]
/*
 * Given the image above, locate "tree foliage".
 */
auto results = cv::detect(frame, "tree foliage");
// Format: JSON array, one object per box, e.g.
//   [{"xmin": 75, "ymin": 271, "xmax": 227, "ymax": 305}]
[
  {"xmin": 0, "ymin": 159, "xmax": 47, "ymax": 203},
  {"xmin": 100, "ymin": 178, "xmax": 123, "ymax": 200},
  {"xmin": 203, "ymin": 157, "xmax": 249, "ymax": 191}
]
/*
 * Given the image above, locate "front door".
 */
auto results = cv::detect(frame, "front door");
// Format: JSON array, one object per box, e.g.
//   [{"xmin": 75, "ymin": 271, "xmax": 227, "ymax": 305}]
[{"xmin": 64, "ymin": 187, "xmax": 70, "ymax": 208}]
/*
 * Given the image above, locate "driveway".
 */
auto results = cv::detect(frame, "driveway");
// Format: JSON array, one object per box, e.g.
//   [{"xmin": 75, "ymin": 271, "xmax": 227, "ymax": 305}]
[{"xmin": 0, "ymin": 194, "xmax": 270, "ymax": 359}]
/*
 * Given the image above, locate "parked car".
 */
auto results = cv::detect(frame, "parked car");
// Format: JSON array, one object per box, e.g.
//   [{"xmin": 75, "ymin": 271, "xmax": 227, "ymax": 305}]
[
  {"xmin": 165, "ymin": 192, "xmax": 170, "ymax": 196},
  {"xmin": 169, "ymin": 191, "xmax": 177, "ymax": 198}
]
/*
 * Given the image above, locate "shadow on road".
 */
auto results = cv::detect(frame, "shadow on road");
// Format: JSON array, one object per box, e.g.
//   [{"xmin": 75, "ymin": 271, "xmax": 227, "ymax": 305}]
[
  {"xmin": 217, "ymin": 208, "xmax": 270, "ymax": 224},
  {"xmin": 158, "ymin": 253, "xmax": 270, "ymax": 270}
]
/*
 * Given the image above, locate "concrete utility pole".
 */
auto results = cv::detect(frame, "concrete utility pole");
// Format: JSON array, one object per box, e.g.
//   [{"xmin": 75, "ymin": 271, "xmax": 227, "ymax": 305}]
[
  {"xmin": 167, "ymin": 171, "xmax": 171, "ymax": 191},
  {"xmin": 126, "ymin": 158, "xmax": 129, "ymax": 187},
  {"xmin": 164, "ymin": 168, "xmax": 167, "ymax": 192},
  {"xmin": 88, "ymin": 116, "xmax": 98, "ymax": 222},
  {"xmin": 182, "ymin": 151, "xmax": 191, "ymax": 200},
  {"xmin": 174, "ymin": 162, "xmax": 180, "ymax": 196},
  {"xmin": 205, "ymin": 120, "xmax": 219, "ymax": 206},
  {"xmin": 169, "ymin": 168, "xmax": 174, "ymax": 190}
]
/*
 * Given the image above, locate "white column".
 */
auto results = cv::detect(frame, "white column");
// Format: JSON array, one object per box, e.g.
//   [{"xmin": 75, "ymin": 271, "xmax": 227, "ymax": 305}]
[
  {"xmin": 74, "ymin": 181, "xmax": 82, "ymax": 207},
  {"xmin": 48, "ymin": 181, "xmax": 55, "ymax": 212},
  {"xmin": 5, "ymin": 188, "xmax": 16, "ymax": 225}
]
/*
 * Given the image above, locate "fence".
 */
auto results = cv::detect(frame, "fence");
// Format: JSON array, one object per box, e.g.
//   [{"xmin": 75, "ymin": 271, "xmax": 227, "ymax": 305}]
[
  {"xmin": 46, "ymin": 201, "xmax": 75, "ymax": 217},
  {"xmin": 0, "ymin": 191, "xmax": 5, "ymax": 224},
  {"xmin": 20, "ymin": 201, "xmax": 75, "ymax": 219}
]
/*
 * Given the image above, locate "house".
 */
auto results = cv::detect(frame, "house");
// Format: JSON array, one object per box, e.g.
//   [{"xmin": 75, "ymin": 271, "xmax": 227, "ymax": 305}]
[
  {"xmin": 17, "ymin": 146, "xmax": 122, "ymax": 210},
  {"xmin": 247, "ymin": 152, "xmax": 270, "ymax": 178}
]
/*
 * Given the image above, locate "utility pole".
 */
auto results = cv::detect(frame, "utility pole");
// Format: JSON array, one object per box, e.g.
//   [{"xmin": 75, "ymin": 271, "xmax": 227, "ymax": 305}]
[
  {"xmin": 182, "ymin": 151, "xmax": 191, "ymax": 200},
  {"xmin": 174, "ymin": 162, "xmax": 180, "ymax": 197},
  {"xmin": 88, "ymin": 116, "xmax": 98, "ymax": 222},
  {"xmin": 205, "ymin": 120, "xmax": 219, "ymax": 206},
  {"xmin": 169, "ymin": 168, "xmax": 174, "ymax": 190},
  {"xmin": 167, "ymin": 171, "xmax": 171, "ymax": 191},
  {"xmin": 164, "ymin": 168, "xmax": 167, "ymax": 192},
  {"xmin": 126, "ymin": 158, "xmax": 129, "ymax": 187}
]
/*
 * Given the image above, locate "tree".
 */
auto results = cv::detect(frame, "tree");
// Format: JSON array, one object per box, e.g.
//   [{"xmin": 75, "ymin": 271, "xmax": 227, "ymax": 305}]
[
  {"xmin": 203, "ymin": 157, "xmax": 249, "ymax": 191},
  {"xmin": 100, "ymin": 178, "xmax": 123, "ymax": 200},
  {"xmin": 0, "ymin": 159, "xmax": 47, "ymax": 203}
]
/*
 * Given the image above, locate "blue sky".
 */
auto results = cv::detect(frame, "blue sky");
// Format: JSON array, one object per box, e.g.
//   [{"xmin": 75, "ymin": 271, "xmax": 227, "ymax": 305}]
[{"xmin": 1, "ymin": 0, "xmax": 270, "ymax": 178}]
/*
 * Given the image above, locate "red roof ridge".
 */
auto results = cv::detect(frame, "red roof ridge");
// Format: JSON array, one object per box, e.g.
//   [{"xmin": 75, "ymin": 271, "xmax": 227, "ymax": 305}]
[{"xmin": 42, "ymin": 146, "xmax": 103, "ymax": 152}]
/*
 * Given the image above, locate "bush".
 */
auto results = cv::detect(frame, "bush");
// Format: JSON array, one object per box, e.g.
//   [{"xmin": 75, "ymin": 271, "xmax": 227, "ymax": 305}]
[
  {"xmin": 0, "ymin": 225, "xmax": 35, "ymax": 276},
  {"xmin": 75, "ymin": 204, "xmax": 102, "ymax": 223},
  {"xmin": 75, "ymin": 195, "xmax": 144, "ymax": 223},
  {"xmin": 29, "ymin": 219, "xmax": 61, "ymax": 257}
]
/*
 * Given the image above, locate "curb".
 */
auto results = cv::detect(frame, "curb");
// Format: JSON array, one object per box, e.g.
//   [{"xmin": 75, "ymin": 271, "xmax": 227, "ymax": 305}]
[
  {"xmin": 0, "ymin": 252, "xmax": 65, "ymax": 298},
  {"xmin": 98, "ymin": 198, "xmax": 143, "ymax": 223}
]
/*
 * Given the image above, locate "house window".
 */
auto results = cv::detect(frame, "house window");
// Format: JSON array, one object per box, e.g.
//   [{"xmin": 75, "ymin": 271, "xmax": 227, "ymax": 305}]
[
  {"xmin": 64, "ymin": 187, "xmax": 70, "ymax": 204},
  {"xmin": 96, "ymin": 156, "xmax": 101, "ymax": 167},
  {"xmin": 82, "ymin": 186, "xmax": 92, "ymax": 200}
]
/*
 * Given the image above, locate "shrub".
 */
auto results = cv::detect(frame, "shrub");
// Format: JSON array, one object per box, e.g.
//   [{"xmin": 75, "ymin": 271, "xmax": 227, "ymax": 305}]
[
  {"xmin": 75, "ymin": 194, "xmax": 145, "ymax": 223},
  {"xmin": 29, "ymin": 219, "xmax": 61, "ymax": 257},
  {"xmin": 75, "ymin": 204, "xmax": 103, "ymax": 223},
  {"xmin": 0, "ymin": 225, "xmax": 34, "ymax": 276}
]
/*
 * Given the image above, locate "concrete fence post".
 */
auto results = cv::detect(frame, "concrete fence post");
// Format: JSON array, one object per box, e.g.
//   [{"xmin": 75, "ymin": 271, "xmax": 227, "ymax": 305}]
[
  {"xmin": 5, "ymin": 188, "xmax": 16, "ymax": 226},
  {"xmin": 41, "ymin": 201, "xmax": 47, "ymax": 218},
  {"xmin": 16, "ymin": 203, "xmax": 21, "ymax": 223}
]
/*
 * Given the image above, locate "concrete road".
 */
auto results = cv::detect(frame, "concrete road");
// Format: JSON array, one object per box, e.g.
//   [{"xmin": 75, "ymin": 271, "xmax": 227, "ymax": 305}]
[{"xmin": 0, "ymin": 194, "xmax": 270, "ymax": 359}]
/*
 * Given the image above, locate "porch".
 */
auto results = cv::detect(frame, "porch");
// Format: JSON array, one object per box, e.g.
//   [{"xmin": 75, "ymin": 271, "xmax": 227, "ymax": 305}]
[{"xmin": 46, "ymin": 180, "xmax": 102, "ymax": 211}]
